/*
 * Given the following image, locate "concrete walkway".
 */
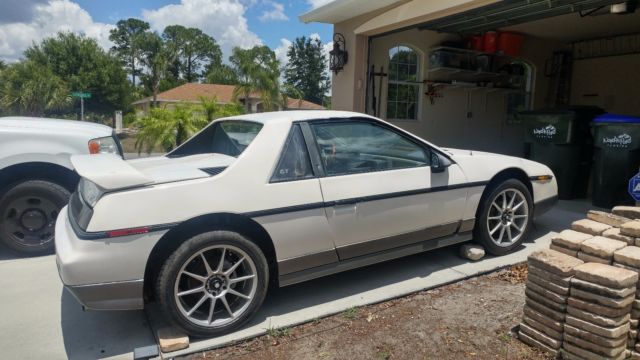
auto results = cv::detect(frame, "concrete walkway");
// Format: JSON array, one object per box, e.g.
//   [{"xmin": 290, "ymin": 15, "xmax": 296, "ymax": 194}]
[
  {"xmin": 0, "ymin": 200, "xmax": 594, "ymax": 359},
  {"xmin": 153, "ymin": 200, "xmax": 594, "ymax": 358}
]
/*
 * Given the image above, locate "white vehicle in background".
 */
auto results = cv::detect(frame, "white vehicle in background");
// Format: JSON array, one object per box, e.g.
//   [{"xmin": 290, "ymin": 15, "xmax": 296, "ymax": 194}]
[
  {"xmin": 56, "ymin": 110, "xmax": 557, "ymax": 337},
  {"xmin": 0, "ymin": 117, "xmax": 122, "ymax": 254}
]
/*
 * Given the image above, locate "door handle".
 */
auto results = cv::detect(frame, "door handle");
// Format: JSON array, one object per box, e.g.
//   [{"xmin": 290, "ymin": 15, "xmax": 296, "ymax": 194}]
[{"xmin": 332, "ymin": 198, "xmax": 357, "ymax": 206}]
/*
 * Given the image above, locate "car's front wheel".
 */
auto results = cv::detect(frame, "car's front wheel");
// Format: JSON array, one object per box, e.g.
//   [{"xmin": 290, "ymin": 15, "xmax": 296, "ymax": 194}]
[
  {"xmin": 156, "ymin": 231, "xmax": 269, "ymax": 337},
  {"xmin": 474, "ymin": 179, "xmax": 533, "ymax": 256},
  {"xmin": 0, "ymin": 180, "xmax": 70, "ymax": 255}
]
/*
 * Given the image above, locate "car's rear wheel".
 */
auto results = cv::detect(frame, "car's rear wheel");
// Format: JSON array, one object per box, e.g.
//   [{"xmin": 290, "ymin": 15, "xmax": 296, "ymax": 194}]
[
  {"xmin": 0, "ymin": 180, "xmax": 70, "ymax": 255},
  {"xmin": 474, "ymin": 179, "xmax": 533, "ymax": 256},
  {"xmin": 156, "ymin": 231, "xmax": 269, "ymax": 337}
]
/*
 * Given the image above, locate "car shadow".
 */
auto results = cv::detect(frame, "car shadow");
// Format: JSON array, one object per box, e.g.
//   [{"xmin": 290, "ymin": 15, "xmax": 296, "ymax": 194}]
[{"xmin": 60, "ymin": 289, "xmax": 156, "ymax": 360}]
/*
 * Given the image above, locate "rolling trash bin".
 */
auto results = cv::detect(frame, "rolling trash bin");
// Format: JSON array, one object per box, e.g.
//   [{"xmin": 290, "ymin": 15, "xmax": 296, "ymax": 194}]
[
  {"xmin": 519, "ymin": 107, "xmax": 603, "ymax": 200},
  {"xmin": 592, "ymin": 114, "xmax": 640, "ymax": 208}
]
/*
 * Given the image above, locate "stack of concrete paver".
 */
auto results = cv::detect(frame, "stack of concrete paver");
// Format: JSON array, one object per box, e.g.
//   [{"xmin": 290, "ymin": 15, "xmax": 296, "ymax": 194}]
[
  {"xmin": 519, "ymin": 249, "xmax": 584, "ymax": 355},
  {"xmin": 563, "ymin": 263, "xmax": 637, "ymax": 360},
  {"xmin": 612, "ymin": 246, "xmax": 640, "ymax": 357},
  {"xmin": 551, "ymin": 230, "xmax": 593, "ymax": 258}
]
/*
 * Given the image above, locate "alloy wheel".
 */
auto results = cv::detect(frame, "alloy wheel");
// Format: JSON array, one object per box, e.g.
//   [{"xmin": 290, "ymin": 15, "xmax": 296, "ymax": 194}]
[
  {"xmin": 174, "ymin": 245, "xmax": 258, "ymax": 328},
  {"xmin": 486, "ymin": 188, "xmax": 529, "ymax": 247}
]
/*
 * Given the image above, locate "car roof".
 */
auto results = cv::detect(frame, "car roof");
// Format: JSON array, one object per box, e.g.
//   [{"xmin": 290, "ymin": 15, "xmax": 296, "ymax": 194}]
[{"xmin": 221, "ymin": 110, "xmax": 377, "ymax": 124}]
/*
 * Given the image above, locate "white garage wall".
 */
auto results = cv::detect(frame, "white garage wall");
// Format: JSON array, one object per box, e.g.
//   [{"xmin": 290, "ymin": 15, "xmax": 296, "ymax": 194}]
[{"xmin": 570, "ymin": 53, "xmax": 640, "ymax": 117}]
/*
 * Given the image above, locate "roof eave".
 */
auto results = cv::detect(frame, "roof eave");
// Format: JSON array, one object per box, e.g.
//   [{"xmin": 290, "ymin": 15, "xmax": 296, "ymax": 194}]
[{"xmin": 299, "ymin": 0, "xmax": 405, "ymax": 24}]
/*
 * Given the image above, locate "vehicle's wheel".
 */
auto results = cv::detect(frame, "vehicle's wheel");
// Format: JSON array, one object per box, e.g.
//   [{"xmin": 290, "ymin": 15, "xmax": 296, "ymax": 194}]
[
  {"xmin": 0, "ymin": 180, "xmax": 70, "ymax": 255},
  {"xmin": 474, "ymin": 179, "xmax": 533, "ymax": 256},
  {"xmin": 156, "ymin": 231, "xmax": 269, "ymax": 337}
]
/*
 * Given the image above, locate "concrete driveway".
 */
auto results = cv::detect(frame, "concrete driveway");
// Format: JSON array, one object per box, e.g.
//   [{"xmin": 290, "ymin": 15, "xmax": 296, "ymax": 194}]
[{"xmin": 0, "ymin": 200, "xmax": 595, "ymax": 359}]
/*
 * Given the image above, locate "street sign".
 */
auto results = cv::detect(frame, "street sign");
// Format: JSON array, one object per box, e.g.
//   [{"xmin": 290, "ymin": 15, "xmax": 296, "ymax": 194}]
[
  {"xmin": 71, "ymin": 91, "xmax": 91, "ymax": 99},
  {"xmin": 629, "ymin": 173, "xmax": 640, "ymax": 201}
]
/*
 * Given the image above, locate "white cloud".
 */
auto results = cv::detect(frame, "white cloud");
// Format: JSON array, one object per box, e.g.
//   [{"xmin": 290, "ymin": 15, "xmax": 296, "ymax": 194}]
[
  {"xmin": 274, "ymin": 37, "xmax": 292, "ymax": 68},
  {"xmin": 0, "ymin": 0, "xmax": 113, "ymax": 62},
  {"xmin": 307, "ymin": 0, "xmax": 334, "ymax": 9},
  {"xmin": 143, "ymin": 0, "xmax": 262, "ymax": 58},
  {"xmin": 259, "ymin": 1, "xmax": 288, "ymax": 22}
]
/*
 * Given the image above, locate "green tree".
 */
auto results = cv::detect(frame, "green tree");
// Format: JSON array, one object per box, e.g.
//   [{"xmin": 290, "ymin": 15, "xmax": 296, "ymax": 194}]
[
  {"xmin": 162, "ymin": 25, "xmax": 222, "ymax": 82},
  {"xmin": 109, "ymin": 18, "xmax": 150, "ymax": 87},
  {"xmin": 284, "ymin": 36, "xmax": 330, "ymax": 105},
  {"xmin": 204, "ymin": 63, "xmax": 239, "ymax": 85},
  {"xmin": 0, "ymin": 60, "xmax": 71, "ymax": 116},
  {"xmin": 25, "ymin": 32, "xmax": 130, "ymax": 116},
  {"xmin": 137, "ymin": 31, "xmax": 169, "ymax": 106},
  {"xmin": 230, "ymin": 46, "xmax": 281, "ymax": 112},
  {"xmin": 0, "ymin": 60, "xmax": 6, "ymax": 71}
]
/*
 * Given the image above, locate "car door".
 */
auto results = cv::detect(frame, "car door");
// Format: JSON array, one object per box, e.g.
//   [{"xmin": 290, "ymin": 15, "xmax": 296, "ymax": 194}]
[{"xmin": 308, "ymin": 118, "xmax": 468, "ymax": 260}]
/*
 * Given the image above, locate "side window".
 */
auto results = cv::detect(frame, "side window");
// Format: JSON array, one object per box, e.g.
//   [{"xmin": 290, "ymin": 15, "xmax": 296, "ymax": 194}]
[
  {"xmin": 310, "ymin": 121, "xmax": 429, "ymax": 177},
  {"xmin": 271, "ymin": 124, "xmax": 315, "ymax": 182}
]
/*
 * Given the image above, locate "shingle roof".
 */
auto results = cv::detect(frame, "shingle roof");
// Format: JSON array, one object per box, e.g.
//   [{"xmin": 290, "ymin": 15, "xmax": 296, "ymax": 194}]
[{"xmin": 132, "ymin": 83, "xmax": 324, "ymax": 110}]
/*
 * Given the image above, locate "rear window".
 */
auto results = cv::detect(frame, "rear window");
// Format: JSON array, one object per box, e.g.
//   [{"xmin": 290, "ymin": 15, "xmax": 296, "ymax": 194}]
[{"xmin": 169, "ymin": 120, "xmax": 263, "ymax": 158}]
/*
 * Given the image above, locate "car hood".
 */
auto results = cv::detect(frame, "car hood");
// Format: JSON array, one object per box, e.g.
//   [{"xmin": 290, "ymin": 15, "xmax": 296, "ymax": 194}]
[
  {"xmin": 71, "ymin": 153, "xmax": 235, "ymax": 190},
  {"xmin": 0, "ymin": 116, "xmax": 113, "ymax": 138}
]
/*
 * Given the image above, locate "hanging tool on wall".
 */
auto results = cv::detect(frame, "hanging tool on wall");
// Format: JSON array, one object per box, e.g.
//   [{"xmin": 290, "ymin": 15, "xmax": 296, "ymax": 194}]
[
  {"xmin": 368, "ymin": 65, "xmax": 387, "ymax": 117},
  {"xmin": 424, "ymin": 81, "xmax": 444, "ymax": 105}
]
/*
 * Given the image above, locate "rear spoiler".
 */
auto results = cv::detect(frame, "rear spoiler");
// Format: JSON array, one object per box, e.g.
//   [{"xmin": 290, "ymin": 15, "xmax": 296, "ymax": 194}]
[{"xmin": 71, "ymin": 154, "xmax": 152, "ymax": 191}]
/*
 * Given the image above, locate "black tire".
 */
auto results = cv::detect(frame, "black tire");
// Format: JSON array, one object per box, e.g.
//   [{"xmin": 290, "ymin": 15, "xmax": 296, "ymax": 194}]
[
  {"xmin": 156, "ymin": 231, "xmax": 269, "ymax": 338},
  {"xmin": 0, "ymin": 180, "xmax": 70, "ymax": 255},
  {"xmin": 474, "ymin": 179, "xmax": 533, "ymax": 256}
]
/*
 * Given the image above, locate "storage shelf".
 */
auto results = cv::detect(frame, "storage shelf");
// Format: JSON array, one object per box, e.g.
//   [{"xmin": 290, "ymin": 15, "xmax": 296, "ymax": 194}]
[{"xmin": 428, "ymin": 66, "xmax": 509, "ymax": 82}]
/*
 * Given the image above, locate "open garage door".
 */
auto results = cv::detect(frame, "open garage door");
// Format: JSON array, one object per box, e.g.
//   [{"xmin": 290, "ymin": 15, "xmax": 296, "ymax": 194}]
[{"xmin": 418, "ymin": 0, "xmax": 634, "ymax": 34}]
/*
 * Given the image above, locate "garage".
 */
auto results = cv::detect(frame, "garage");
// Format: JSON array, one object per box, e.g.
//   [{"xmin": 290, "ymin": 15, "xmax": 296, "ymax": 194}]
[{"xmin": 302, "ymin": 0, "xmax": 640, "ymax": 207}]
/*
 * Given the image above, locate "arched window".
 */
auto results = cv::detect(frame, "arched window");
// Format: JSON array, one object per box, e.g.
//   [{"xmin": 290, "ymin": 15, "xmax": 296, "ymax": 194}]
[{"xmin": 387, "ymin": 45, "xmax": 420, "ymax": 121}]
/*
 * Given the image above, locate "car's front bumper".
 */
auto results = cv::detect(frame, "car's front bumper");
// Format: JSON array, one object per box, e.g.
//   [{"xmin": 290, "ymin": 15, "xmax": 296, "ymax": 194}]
[{"xmin": 55, "ymin": 206, "xmax": 168, "ymax": 310}]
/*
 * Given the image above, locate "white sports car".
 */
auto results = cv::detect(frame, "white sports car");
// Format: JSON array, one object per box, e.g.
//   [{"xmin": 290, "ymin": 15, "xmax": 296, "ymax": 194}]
[{"xmin": 55, "ymin": 111, "xmax": 557, "ymax": 337}]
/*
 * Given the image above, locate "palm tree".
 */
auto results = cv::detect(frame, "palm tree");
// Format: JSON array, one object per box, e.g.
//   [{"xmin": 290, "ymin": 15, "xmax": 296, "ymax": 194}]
[
  {"xmin": 138, "ymin": 32, "xmax": 169, "ymax": 107},
  {"xmin": 230, "ymin": 46, "xmax": 282, "ymax": 112},
  {"xmin": 281, "ymin": 84, "xmax": 304, "ymax": 110},
  {"xmin": 134, "ymin": 105, "xmax": 208, "ymax": 153}
]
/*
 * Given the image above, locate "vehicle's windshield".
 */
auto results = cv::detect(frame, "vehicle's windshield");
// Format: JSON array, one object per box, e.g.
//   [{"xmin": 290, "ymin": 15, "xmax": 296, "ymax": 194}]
[{"xmin": 168, "ymin": 120, "xmax": 263, "ymax": 158}]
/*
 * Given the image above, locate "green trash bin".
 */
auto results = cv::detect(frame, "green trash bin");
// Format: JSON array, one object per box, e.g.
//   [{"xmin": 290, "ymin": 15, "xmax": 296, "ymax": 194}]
[
  {"xmin": 592, "ymin": 114, "xmax": 640, "ymax": 209},
  {"xmin": 519, "ymin": 107, "xmax": 603, "ymax": 200}
]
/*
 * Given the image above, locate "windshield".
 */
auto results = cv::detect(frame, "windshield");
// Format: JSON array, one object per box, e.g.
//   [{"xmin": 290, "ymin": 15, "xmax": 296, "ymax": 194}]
[{"xmin": 169, "ymin": 120, "xmax": 263, "ymax": 158}]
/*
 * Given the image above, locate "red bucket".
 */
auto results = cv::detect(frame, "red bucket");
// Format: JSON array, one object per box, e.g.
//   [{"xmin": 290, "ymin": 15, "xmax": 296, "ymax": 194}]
[
  {"xmin": 497, "ymin": 32, "xmax": 524, "ymax": 57},
  {"xmin": 483, "ymin": 31, "xmax": 498, "ymax": 53}
]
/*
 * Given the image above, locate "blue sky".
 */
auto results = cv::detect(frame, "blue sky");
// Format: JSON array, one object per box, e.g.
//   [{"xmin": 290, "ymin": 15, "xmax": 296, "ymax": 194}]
[
  {"xmin": 0, "ymin": 0, "xmax": 334, "ymax": 63},
  {"xmin": 75, "ymin": 0, "xmax": 332, "ymax": 51}
]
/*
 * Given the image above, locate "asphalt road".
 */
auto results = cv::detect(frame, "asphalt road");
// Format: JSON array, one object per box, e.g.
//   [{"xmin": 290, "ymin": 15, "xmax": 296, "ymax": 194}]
[{"xmin": 0, "ymin": 200, "xmax": 594, "ymax": 359}]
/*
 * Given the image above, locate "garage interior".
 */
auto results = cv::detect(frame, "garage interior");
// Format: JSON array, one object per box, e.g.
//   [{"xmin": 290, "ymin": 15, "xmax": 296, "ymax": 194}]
[{"xmin": 365, "ymin": 0, "xmax": 640, "ymax": 207}]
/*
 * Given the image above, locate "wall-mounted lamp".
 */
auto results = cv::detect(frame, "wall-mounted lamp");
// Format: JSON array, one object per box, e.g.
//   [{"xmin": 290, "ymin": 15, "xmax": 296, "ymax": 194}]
[{"xmin": 329, "ymin": 33, "xmax": 348, "ymax": 75}]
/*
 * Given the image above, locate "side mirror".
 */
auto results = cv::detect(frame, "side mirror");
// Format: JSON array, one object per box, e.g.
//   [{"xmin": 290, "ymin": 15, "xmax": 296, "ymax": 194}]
[{"xmin": 430, "ymin": 152, "xmax": 452, "ymax": 173}]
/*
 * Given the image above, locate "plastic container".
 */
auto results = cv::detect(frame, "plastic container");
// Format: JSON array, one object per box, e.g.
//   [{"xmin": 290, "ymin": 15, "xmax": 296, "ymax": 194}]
[
  {"xmin": 483, "ymin": 31, "xmax": 498, "ymax": 53},
  {"xmin": 497, "ymin": 32, "xmax": 524, "ymax": 57},
  {"xmin": 471, "ymin": 35, "xmax": 484, "ymax": 51},
  {"xmin": 591, "ymin": 114, "xmax": 640, "ymax": 208},
  {"xmin": 519, "ymin": 106, "xmax": 604, "ymax": 199}
]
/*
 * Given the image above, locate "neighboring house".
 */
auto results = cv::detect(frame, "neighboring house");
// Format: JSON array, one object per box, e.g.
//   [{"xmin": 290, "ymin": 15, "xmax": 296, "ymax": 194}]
[{"xmin": 132, "ymin": 83, "xmax": 325, "ymax": 115}]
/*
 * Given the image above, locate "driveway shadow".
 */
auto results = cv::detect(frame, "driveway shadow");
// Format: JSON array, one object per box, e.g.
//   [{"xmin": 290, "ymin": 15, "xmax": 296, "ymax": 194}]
[{"xmin": 61, "ymin": 289, "xmax": 155, "ymax": 359}]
